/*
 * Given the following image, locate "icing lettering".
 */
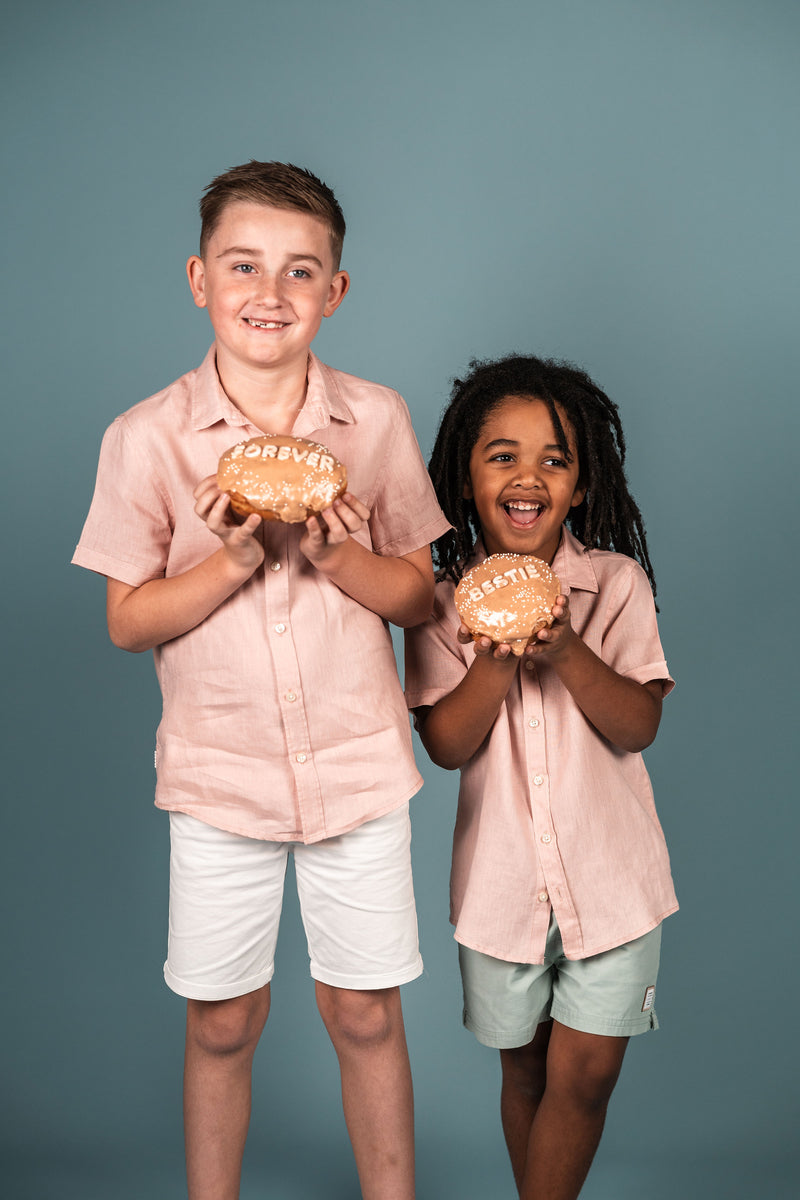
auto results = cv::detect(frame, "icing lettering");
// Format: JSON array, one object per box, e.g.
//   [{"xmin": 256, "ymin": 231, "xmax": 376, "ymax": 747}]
[
  {"xmin": 466, "ymin": 565, "xmax": 544, "ymax": 601},
  {"xmin": 228, "ymin": 440, "xmax": 338, "ymax": 472}
]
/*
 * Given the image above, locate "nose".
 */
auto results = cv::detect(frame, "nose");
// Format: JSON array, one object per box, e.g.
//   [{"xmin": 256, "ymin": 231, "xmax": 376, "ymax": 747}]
[
  {"xmin": 514, "ymin": 459, "xmax": 542, "ymax": 488},
  {"xmin": 256, "ymin": 272, "xmax": 283, "ymax": 306}
]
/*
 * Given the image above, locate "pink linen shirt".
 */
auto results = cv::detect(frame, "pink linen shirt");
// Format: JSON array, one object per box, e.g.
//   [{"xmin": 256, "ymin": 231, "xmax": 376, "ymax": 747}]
[
  {"xmin": 404, "ymin": 529, "xmax": 678, "ymax": 964},
  {"xmin": 73, "ymin": 347, "xmax": 450, "ymax": 843}
]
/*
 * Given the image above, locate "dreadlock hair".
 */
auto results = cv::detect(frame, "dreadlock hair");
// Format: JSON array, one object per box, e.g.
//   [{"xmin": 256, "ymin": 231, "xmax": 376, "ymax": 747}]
[{"xmin": 428, "ymin": 353, "xmax": 657, "ymax": 599}]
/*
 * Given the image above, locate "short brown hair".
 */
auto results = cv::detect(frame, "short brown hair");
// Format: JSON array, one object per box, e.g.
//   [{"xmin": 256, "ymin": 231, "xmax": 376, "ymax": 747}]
[{"xmin": 199, "ymin": 160, "xmax": 346, "ymax": 267}]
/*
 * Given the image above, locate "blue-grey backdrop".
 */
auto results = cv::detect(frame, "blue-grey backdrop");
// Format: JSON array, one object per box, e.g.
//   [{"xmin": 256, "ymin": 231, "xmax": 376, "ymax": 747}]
[{"xmin": 2, "ymin": 1, "xmax": 798, "ymax": 1197}]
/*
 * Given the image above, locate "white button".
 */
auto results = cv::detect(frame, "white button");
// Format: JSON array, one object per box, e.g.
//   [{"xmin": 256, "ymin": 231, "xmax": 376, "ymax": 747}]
[
  {"xmin": 269, "ymin": 561, "xmax": 282, "ymax": 572},
  {"xmin": 533, "ymin": 774, "xmax": 544, "ymax": 786},
  {"xmin": 528, "ymin": 718, "xmax": 540, "ymax": 729},
  {"xmin": 541, "ymin": 833, "xmax": 552, "ymax": 844},
  {"xmin": 295, "ymin": 753, "xmax": 307, "ymax": 763},
  {"xmin": 285, "ymin": 692, "xmax": 297, "ymax": 703},
  {"xmin": 275, "ymin": 623, "xmax": 286, "ymax": 634},
  {"xmin": 538, "ymin": 891, "xmax": 549, "ymax": 903}
]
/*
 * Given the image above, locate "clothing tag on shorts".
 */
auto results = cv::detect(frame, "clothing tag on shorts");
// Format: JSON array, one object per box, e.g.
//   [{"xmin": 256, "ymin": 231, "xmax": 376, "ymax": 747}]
[{"xmin": 641, "ymin": 985, "xmax": 656, "ymax": 1012}]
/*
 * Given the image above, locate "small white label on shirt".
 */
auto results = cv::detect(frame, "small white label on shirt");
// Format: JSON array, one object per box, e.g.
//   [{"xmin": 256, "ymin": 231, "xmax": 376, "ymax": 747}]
[{"xmin": 641, "ymin": 985, "xmax": 656, "ymax": 1012}]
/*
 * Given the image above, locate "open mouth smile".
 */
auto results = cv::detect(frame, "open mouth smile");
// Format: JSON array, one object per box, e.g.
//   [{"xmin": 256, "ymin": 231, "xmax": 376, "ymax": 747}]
[
  {"xmin": 503, "ymin": 499, "xmax": 544, "ymax": 528},
  {"xmin": 245, "ymin": 318, "xmax": 288, "ymax": 330}
]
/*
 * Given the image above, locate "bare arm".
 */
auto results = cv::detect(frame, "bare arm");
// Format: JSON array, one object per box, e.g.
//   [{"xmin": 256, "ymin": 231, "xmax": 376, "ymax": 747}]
[
  {"xmin": 415, "ymin": 634, "xmax": 520, "ymax": 770},
  {"xmin": 106, "ymin": 478, "xmax": 265, "ymax": 653},
  {"xmin": 526, "ymin": 595, "xmax": 663, "ymax": 752},
  {"xmin": 300, "ymin": 494, "xmax": 435, "ymax": 628}
]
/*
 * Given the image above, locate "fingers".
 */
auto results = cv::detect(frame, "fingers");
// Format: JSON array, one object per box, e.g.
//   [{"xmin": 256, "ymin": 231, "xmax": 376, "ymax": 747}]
[
  {"xmin": 193, "ymin": 475, "xmax": 222, "ymax": 516},
  {"xmin": 308, "ymin": 493, "xmax": 370, "ymax": 545},
  {"xmin": 472, "ymin": 634, "xmax": 513, "ymax": 660},
  {"xmin": 337, "ymin": 493, "xmax": 371, "ymax": 522},
  {"xmin": 193, "ymin": 477, "xmax": 262, "ymax": 545},
  {"xmin": 550, "ymin": 594, "xmax": 569, "ymax": 622}
]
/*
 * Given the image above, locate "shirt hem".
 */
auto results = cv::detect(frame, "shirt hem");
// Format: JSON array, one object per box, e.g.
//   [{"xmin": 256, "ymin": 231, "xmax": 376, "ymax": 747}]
[
  {"xmin": 72, "ymin": 545, "xmax": 159, "ymax": 587},
  {"xmin": 155, "ymin": 779, "xmax": 424, "ymax": 844},
  {"xmin": 453, "ymin": 904, "xmax": 678, "ymax": 965},
  {"xmin": 376, "ymin": 514, "xmax": 452, "ymax": 559}
]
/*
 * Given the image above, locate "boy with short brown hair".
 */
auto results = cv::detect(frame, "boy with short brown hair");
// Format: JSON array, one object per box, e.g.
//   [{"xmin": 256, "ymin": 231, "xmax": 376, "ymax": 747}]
[{"xmin": 73, "ymin": 160, "xmax": 448, "ymax": 1200}]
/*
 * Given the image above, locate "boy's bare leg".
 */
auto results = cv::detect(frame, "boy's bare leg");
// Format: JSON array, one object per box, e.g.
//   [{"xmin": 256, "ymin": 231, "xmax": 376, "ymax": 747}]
[
  {"xmin": 501, "ymin": 1021, "xmax": 628, "ymax": 1200},
  {"xmin": 500, "ymin": 1021, "xmax": 552, "ymax": 1190},
  {"xmin": 184, "ymin": 984, "xmax": 271, "ymax": 1200},
  {"xmin": 316, "ymin": 982, "xmax": 415, "ymax": 1200}
]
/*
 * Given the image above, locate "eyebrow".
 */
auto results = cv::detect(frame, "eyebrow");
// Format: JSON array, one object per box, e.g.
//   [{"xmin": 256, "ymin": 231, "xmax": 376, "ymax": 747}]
[
  {"xmin": 215, "ymin": 245, "xmax": 325, "ymax": 268},
  {"xmin": 482, "ymin": 438, "xmax": 565, "ymax": 452}
]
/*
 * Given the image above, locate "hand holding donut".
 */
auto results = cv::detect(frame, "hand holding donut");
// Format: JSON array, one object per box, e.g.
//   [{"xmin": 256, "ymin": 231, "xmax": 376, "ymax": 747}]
[
  {"xmin": 522, "ymin": 592, "xmax": 574, "ymax": 667},
  {"xmin": 300, "ymin": 493, "xmax": 371, "ymax": 569},
  {"xmin": 193, "ymin": 475, "xmax": 265, "ymax": 573}
]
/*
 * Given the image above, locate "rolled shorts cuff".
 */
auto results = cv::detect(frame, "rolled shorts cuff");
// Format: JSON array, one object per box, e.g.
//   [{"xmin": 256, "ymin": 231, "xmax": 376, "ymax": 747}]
[
  {"xmin": 163, "ymin": 961, "xmax": 274, "ymax": 1002},
  {"xmin": 312, "ymin": 952, "xmax": 424, "ymax": 991}
]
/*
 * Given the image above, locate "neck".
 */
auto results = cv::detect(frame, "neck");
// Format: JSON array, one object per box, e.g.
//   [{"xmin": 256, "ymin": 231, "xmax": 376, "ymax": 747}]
[{"xmin": 215, "ymin": 348, "xmax": 311, "ymax": 434}]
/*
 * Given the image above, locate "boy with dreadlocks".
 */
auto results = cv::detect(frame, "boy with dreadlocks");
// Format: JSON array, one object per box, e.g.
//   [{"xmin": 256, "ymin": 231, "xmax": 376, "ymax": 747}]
[{"xmin": 404, "ymin": 354, "xmax": 678, "ymax": 1200}]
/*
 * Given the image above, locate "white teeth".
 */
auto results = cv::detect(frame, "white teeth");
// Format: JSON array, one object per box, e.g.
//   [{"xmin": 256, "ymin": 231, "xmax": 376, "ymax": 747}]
[
  {"xmin": 246, "ymin": 318, "xmax": 285, "ymax": 329},
  {"xmin": 506, "ymin": 501, "xmax": 542, "ymax": 511}
]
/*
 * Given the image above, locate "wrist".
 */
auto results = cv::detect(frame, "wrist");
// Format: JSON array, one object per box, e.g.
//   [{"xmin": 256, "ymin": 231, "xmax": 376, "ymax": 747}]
[{"xmin": 220, "ymin": 542, "xmax": 264, "ymax": 581}]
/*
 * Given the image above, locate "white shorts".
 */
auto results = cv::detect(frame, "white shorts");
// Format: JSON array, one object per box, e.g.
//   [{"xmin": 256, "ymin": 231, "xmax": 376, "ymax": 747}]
[{"xmin": 164, "ymin": 805, "xmax": 423, "ymax": 1000}]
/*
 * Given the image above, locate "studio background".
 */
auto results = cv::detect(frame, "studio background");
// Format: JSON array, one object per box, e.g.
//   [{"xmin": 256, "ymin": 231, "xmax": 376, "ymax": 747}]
[{"xmin": 2, "ymin": 1, "xmax": 797, "ymax": 1197}]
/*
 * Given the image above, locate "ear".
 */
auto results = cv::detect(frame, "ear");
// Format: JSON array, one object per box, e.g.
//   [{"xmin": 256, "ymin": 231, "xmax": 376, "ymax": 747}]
[
  {"xmin": 571, "ymin": 482, "xmax": 587, "ymax": 508},
  {"xmin": 323, "ymin": 270, "xmax": 350, "ymax": 318},
  {"xmin": 186, "ymin": 256, "xmax": 207, "ymax": 309}
]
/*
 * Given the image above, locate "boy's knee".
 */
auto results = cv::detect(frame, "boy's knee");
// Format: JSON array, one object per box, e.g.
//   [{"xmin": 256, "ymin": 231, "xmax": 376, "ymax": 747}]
[
  {"xmin": 316, "ymin": 983, "xmax": 400, "ymax": 1050},
  {"xmin": 549, "ymin": 1028, "xmax": 627, "ymax": 1111},
  {"xmin": 501, "ymin": 1028, "xmax": 551, "ymax": 1101},
  {"xmin": 186, "ymin": 986, "xmax": 270, "ymax": 1057}
]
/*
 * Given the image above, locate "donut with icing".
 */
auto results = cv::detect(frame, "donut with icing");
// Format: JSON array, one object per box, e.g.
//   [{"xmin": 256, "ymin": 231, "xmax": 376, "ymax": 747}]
[
  {"xmin": 455, "ymin": 553, "xmax": 562, "ymax": 655},
  {"xmin": 217, "ymin": 435, "xmax": 348, "ymax": 523}
]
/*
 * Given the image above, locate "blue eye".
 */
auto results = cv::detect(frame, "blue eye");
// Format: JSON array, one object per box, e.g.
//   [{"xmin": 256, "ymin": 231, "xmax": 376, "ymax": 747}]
[
  {"xmin": 234, "ymin": 264, "xmax": 255, "ymax": 273},
  {"xmin": 288, "ymin": 268, "xmax": 310, "ymax": 279}
]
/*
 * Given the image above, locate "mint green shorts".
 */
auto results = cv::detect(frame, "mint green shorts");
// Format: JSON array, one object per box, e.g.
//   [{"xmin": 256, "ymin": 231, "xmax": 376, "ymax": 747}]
[{"xmin": 459, "ymin": 918, "xmax": 662, "ymax": 1049}]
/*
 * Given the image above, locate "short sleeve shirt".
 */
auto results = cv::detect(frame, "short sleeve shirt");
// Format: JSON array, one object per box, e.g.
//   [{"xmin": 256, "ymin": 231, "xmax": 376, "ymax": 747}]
[
  {"xmin": 73, "ymin": 347, "xmax": 450, "ymax": 842},
  {"xmin": 404, "ymin": 529, "xmax": 678, "ymax": 963}
]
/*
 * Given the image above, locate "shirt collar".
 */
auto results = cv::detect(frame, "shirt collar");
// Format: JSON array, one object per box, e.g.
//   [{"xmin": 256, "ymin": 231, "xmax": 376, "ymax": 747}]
[
  {"xmin": 551, "ymin": 527, "xmax": 599, "ymax": 594},
  {"xmin": 293, "ymin": 352, "xmax": 355, "ymax": 436},
  {"xmin": 190, "ymin": 346, "xmax": 355, "ymax": 435}
]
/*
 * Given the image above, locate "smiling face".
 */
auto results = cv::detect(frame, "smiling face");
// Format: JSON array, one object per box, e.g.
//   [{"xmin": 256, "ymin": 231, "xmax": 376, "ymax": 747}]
[
  {"xmin": 186, "ymin": 201, "xmax": 349, "ymax": 383},
  {"xmin": 465, "ymin": 395, "xmax": 586, "ymax": 563}
]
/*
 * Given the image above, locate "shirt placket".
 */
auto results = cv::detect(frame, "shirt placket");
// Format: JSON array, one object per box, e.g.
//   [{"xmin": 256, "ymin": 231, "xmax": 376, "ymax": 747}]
[
  {"xmin": 522, "ymin": 666, "xmax": 578, "ymax": 958},
  {"xmin": 263, "ymin": 527, "xmax": 326, "ymax": 840}
]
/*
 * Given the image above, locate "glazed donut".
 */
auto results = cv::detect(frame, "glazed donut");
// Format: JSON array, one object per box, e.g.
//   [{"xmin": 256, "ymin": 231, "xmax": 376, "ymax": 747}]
[
  {"xmin": 217, "ymin": 435, "xmax": 348, "ymax": 523},
  {"xmin": 455, "ymin": 553, "xmax": 562, "ymax": 655}
]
